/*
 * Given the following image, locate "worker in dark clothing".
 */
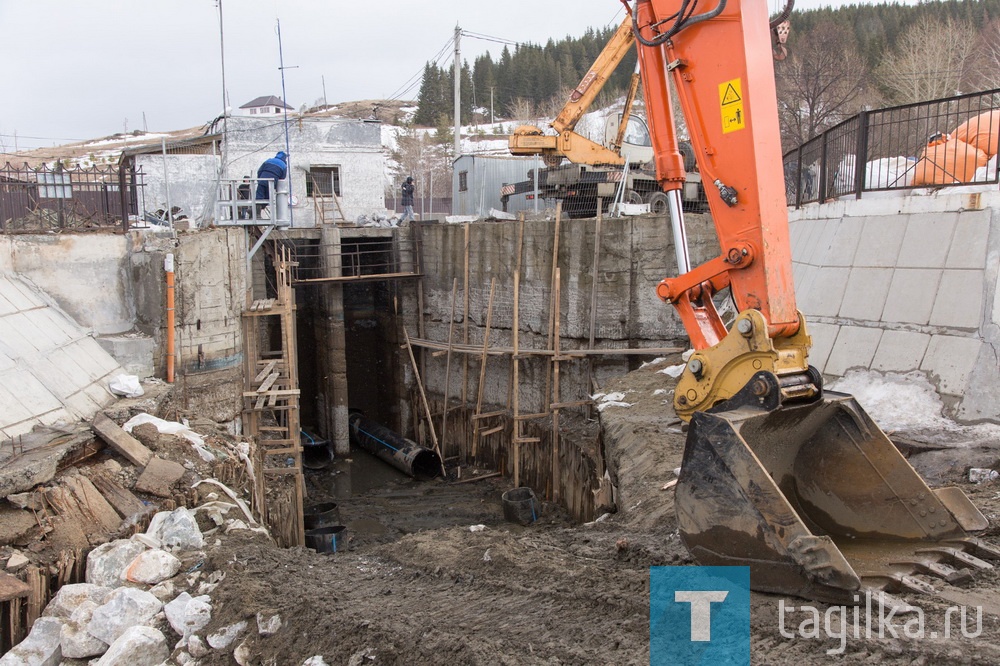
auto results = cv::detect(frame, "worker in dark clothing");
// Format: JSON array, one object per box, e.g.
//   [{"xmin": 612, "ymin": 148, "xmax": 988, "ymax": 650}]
[
  {"xmin": 237, "ymin": 176, "xmax": 252, "ymax": 220},
  {"xmin": 256, "ymin": 151, "xmax": 288, "ymax": 216},
  {"xmin": 400, "ymin": 176, "xmax": 415, "ymax": 223}
]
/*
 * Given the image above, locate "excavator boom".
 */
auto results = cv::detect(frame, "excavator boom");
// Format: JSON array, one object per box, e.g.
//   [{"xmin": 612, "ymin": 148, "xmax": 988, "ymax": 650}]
[{"xmin": 631, "ymin": 0, "xmax": 997, "ymax": 603}]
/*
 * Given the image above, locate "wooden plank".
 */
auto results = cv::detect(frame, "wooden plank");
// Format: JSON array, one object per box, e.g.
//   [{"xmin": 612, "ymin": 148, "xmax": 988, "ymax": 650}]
[
  {"xmin": 471, "ymin": 278, "xmax": 496, "ymax": 460},
  {"xmin": 88, "ymin": 473, "xmax": 146, "ymax": 519},
  {"xmin": 63, "ymin": 475, "xmax": 122, "ymax": 533},
  {"xmin": 515, "ymin": 412, "xmax": 549, "ymax": 421},
  {"xmin": 257, "ymin": 372, "xmax": 280, "ymax": 393},
  {"xmin": 471, "ymin": 410, "xmax": 506, "ymax": 421},
  {"xmin": 550, "ymin": 400, "xmax": 591, "ymax": 409},
  {"xmin": 440, "ymin": 277, "xmax": 459, "ymax": 458},
  {"xmin": 479, "ymin": 425, "xmax": 504, "ymax": 437},
  {"xmin": 254, "ymin": 360, "xmax": 278, "ymax": 383},
  {"xmin": 91, "ymin": 413, "xmax": 153, "ymax": 467},
  {"xmin": 0, "ymin": 572, "xmax": 30, "ymax": 602},
  {"xmin": 514, "ymin": 437, "xmax": 541, "ymax": 444},
  {"xmin": 452, "ymin": 472, "xmax": 502, "ymax": 485}
]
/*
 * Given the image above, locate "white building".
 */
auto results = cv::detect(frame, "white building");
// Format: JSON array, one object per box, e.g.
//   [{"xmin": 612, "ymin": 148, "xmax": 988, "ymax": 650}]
[{"xmin": 239, "ymin": 95, "xmax": 293, "ymax": 117}]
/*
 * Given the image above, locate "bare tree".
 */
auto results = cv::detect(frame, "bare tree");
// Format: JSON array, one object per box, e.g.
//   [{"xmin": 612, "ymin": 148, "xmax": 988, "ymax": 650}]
[
  {"xmin": 875, "ymin": 16, "xmax": 980, "ymax": 104},
  {"xmin": 974, "ymin": 19, "xmax": 1000, "ymax": 90},
  {"xmin": 506, "ymin": 98, "xmax": 538, "ymax": 124},
  {"xmin": 775, "ymin": 21, "xmax": 873, "ymax": 149}
]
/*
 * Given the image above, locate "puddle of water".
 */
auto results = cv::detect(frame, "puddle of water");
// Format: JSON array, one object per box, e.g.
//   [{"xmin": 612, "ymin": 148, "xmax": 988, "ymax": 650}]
[{"xmin": 315, "ymin": 446, "xmax": 416, "ymax": 499}]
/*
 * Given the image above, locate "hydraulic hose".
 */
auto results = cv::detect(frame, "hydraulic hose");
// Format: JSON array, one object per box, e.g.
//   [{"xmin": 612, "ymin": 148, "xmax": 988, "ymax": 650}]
[{"xmin": 631, "ymin": 0, "xmax": 728, "ymax": 47}]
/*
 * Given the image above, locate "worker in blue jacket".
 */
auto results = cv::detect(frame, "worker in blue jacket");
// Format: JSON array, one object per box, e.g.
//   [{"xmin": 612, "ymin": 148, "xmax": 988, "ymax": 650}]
[{"xmin": 255, "ymin": 151, "xmax": 288, "ymax": 216}]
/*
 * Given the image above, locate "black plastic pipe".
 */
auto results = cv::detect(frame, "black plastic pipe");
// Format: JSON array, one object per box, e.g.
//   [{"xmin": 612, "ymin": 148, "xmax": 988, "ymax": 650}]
[{"xmin": 348, "ymin": 413, "xmax": 442, "ymax": 478}]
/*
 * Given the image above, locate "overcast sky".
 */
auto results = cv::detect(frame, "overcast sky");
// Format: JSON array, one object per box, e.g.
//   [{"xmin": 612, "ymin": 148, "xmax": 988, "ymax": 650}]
[{"xmin": 2, "ymin": 0, "xmax": 907, "ymax": 152}]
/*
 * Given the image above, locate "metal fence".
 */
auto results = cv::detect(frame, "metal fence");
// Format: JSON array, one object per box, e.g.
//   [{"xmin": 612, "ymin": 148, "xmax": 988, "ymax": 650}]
[
  {"xmin": 0, "ymin": 162, "xmax": 141, "ymax": 233},
  {"xmin": 783, "ymin": 89, "xmax": 1000, "ymax": 206}
]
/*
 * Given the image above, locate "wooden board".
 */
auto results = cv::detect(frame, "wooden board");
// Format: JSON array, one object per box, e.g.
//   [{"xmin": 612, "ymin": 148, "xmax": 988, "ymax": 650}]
[
  {"xmin": 91, "ymin": 413, "xmax": 153, "ymax": 467},
  {"xmin": 61, "ymin": 475, "xmax": 122, "ymax": 534},
  {"xmin": 87, "ymin": 472, "xmax": 147, "ymax": 519}
]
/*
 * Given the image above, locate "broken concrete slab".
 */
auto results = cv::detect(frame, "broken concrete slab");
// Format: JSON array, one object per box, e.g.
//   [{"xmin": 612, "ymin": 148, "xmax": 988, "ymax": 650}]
[
  {"xmin": 0, "ymin": 505, "xmax": 40, "ymax": 547},
  {"xmin": 0, "ymin": 424, "xmax": 98, "ymax": 497},
  {"xmin": 6, "ymin": 551, "xmax": 29, "ymax": 571},
  {"xmin": 134, "ymin": 456, "xmax": 186, "ymax": 498},
  {"xmin": 91, "ymin": 412, "xmax": 153, "ymax": 467}
]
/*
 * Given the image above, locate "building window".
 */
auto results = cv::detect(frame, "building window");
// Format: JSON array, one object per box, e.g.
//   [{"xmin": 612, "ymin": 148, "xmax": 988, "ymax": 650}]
[
  {"xmin": 459, "ymin": 171, "xmax": 468, "ymax": 192},
  {"xmin": 250, "ymin": 108, "xmax": 257, "ymax": 115},
  {"xmin": 307, "ymin": 166, "xmax": 342, "ymax": 197},
  {"xmin": 274, "ymin": 107, "xmax": 281, "ymax": 113}
]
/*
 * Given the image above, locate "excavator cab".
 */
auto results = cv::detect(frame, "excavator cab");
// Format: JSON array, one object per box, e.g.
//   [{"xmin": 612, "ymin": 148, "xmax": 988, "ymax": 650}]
[{"xmin": 631, "ymin": 0, "xmax": 997, "ymax": 602}]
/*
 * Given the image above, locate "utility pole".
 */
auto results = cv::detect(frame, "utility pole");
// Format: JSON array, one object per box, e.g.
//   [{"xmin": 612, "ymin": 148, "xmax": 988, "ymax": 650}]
[
  {"xmin": 490, "ymin": 87, "xmax": 495, "ymax": 125},
  {"xmin": 322, "ymin": 75, "xmax": 328, "ymax": 108},
  {"xmin": 453, "ymin": 24, "xmax": 462, "ymax": 157},
  {"xmin": 217, "ymin": 0, "xmax": 229, "ymax": 178}
]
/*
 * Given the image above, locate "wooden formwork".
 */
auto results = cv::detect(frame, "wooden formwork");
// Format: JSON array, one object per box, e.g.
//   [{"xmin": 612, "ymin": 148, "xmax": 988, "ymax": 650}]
[{"xmin": 242, "ymin": 245, "xmax": 305, "ymax": 547}]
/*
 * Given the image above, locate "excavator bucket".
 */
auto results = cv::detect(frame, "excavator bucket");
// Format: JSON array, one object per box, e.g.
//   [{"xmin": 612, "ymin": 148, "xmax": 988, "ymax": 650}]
[{"xmin": 676, "ymin": 372, "xmax": 999, "ymax": 603}]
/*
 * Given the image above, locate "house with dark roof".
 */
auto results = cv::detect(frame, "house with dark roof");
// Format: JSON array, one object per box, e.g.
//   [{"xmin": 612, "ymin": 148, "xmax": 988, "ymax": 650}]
[{"xmin": 240, "ymin": 96, "xmax": 293, "ymax": 117}]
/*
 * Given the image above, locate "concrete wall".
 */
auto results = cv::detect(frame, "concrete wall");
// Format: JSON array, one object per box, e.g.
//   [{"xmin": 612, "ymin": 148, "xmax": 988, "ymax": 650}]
[
  {"xmin": 138, "ymin": 154, "xmax": 220, "ymax": 225},
  {"xmin": 0, "ymin": 228, "xmax": 248, "ymax": 427},
  {"xmin": 225, "ymin": 116, "xmax": 386, "ymax": 226},
  {"xmin": 790, "ymin": 190, "xmax": 1000, "ymax": 422},
  {"xmin": 412, "ymin": 214, "xmax": 720, "ymax": 411}
]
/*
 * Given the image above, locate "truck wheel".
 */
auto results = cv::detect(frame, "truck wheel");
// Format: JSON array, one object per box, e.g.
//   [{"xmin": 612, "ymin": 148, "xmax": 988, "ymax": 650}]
[
  {"xmin": 626, "ymin": 190, "xmax": 644, "ymax": 205},
  {"xmin": 646, "ymin": 191, "xmax": 670, "ymax": 215}
]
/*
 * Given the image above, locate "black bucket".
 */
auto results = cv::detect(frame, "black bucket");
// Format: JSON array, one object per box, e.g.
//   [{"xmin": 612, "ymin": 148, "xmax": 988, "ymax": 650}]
[
  {"xmin": 502, "ymin": 487, "xmax": 539, "ymax": 526},
  {"xmin": 303, "ymin": 502, "xmax": 340, "ymax": 530},
  {"xmin": 305, "ymin": 525, "xmax": 346, "ymax": 553},
  {"xmin": 301, "ymin": 431, "xmax": 333, "ymax": 470}
]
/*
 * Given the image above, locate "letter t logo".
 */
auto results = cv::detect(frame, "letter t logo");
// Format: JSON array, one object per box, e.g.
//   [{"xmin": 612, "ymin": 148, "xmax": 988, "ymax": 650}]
[{"xmin": 675, "ymin": 590, "xmax": 729, "ymax": 641}]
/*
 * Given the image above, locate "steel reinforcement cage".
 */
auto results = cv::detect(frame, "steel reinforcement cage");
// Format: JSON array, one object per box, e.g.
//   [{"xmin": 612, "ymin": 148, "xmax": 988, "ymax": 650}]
[
  {"xmin": 783, "ymin": 89, "xmax": 1000, "ymax": 207},
  {"xmin": 0, "ymin": 162, "xmax": 141, "ymax": 233}
]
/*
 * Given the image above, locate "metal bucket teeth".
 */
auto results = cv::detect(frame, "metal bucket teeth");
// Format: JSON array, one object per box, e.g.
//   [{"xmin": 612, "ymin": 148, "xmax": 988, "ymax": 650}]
[
  {"xmin": 915, "ymin": 547, "xmax": 993, "ymax": 571},
  {"xmin": 886, "ymin": 574, "xmax": 936, "ymax": 595}
]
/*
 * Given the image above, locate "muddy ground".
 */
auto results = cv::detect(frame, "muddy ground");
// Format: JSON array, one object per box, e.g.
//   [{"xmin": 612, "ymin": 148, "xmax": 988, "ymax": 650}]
[{"xmin": 188, "ymin": 357, "xmax": 1000, "ymax": 665}]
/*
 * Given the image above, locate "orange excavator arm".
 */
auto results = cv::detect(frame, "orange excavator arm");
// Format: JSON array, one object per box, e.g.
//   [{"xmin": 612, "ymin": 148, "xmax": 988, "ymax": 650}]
[
  {"xmin": 634, "ymin": 0, "xmax": 797, "ymax": 349},
  {"xmin": 508, "ymin": 17, "xmax": 637, "ymax": 166},
  {"xmin": 627, "ymin": 0, "xmax": 998, "ymax": 605}
]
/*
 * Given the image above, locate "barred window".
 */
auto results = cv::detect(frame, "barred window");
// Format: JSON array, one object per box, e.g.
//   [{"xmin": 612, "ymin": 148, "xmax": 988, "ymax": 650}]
[
  {"xmin": 459, "ymin": 171, "xmax": 468, "ymax": 192},
  {"xmin": 307, "ymin": 166, "xmax": 341, "ymax": 197}
]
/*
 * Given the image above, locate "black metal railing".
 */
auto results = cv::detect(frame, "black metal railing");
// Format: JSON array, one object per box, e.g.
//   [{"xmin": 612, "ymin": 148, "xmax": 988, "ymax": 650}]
[
  {"xmin": 784, "ymin": 89, "xmax": 1000, "ymax": 207},
  {"xmin": 0, "ymin": 162, "xmax": 142, "ymax": 233},
  {"xmin": 287, "ymin": 234, "xmax": 422, "ymax": 283}
]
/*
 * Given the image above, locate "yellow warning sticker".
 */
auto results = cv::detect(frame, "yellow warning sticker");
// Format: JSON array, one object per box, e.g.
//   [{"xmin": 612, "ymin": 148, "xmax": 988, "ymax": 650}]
[{"xmin": 719, "ymin": 78, "xmax": 745, "ymax": 134}]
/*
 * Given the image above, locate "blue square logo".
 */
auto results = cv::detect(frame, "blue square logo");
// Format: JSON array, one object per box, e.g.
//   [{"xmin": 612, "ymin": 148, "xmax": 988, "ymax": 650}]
[{"xmin": 650, "ymin": 566, "xmax": 750, "ymax": 665}]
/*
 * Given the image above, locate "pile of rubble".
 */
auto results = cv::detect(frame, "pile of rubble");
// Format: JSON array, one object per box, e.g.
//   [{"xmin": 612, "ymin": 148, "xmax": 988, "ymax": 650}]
[{"xmin": 1, "ymin": 504, "xmax": 271, "ymax": 665}]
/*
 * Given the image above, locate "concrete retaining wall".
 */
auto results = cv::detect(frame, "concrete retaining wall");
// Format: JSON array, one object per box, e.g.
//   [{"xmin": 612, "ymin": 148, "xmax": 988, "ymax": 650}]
[{"xmin": 790, "ymin": 190, "xmax": 1000, "ymax": 422}]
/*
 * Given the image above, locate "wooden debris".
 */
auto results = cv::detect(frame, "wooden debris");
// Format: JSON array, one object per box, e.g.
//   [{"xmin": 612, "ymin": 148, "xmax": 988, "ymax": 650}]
[
  {"xmin": 660, "ymin": 479, "xmax": 678, "ymax": 491},
  {"xmin": 452, "ymin": 471, "xmax": 502, "ymax": 485},
  {"xmin": 135, "ymin": 456, "xmax": 187, "ymax": 498},
  {"xmin": 91, "ymin": 413, "xmax": 153, "ymax": 467},
  {"xmin": 88, "ymin": 472, "xmax": 147, "ymax": 519}
]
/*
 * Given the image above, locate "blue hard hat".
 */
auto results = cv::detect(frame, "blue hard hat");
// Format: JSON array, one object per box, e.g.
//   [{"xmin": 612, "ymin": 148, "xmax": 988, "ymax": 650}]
[{"xmin": 276, "ymin": 151, "xmax": 288, "ymax": 160}]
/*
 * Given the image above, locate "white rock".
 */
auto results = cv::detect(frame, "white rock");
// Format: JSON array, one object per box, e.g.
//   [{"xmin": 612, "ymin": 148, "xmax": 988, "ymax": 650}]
[
  {"xmin": 148, "ymin": 580, "xmax": 177, "ymax": 602},
  {"xmin": 6, "ymin": 551, "xmax": 30, "ymax": 570},
  {"xmin": 234, "ymin": 638, "xmax": 254, "ymax": 666},
  {"xmin": 86, "ymin": 540, "xmax": 147, "ymax": 588},
  {"xmin": 256, "ymin": 611, "xmax": 282, "ymax": 636},
  {"xmin": 164, "ymin": 592, "xmax": 213, "ymax": 637},
  {"xmin": 146, "ymin": 508, "xmax": 204, "ymax": 553},
  {"xmin": 175, "ymin": 650, "xmax": 193, "ymax": 665},
  {"xmin": 94, "ymin": 626, "xmax": 169, "ymax": 666},
  {"xmin": 302, "ymin": 658, "xmax": 329, "ymax": 666},
  {"xmin": 0, "ymin": 616, "xmax": 64, "ymax": 666},
  {"xmin": 43, "ymin": 583, "xmax": 113, "ymax": 618},
  {"xmin": 206, "ymin": 620, "xmax": 247, "ymax": 650},
  {"xmin": 122, "ymin": 549, "xmax": 181, "ymax": 585},
  {"xmin": 88, "ymin": 587, "xmax": 162, "ymax": 646},
  {"xmin": 225, "ymin": 519, "xmax": 250, "ymax": 533},
  {"xmin": 130, "ymin": 533, "xmax": 161, "ymax": 549},
  {"xmin": 188, "ymin": 634, "xmax": 210, "ymax": 658},
  {"xmin": 60, "ymin": 600, "xmax": 109, "ymax": 659}
]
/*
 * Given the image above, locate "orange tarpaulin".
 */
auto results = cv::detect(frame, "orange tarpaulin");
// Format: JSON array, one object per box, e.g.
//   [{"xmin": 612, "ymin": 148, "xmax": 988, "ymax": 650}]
[
  {"xmin": 954, "ymin": 110, "xmax": 1000, "ymax": 158},
  {"xmin": 912, "ymin": 137, "xmax": 987, "ymax": 185}
]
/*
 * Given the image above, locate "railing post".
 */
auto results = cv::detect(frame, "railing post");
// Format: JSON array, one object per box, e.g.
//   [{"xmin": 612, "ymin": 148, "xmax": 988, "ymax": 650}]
[
  {"xmin": 119, "ymin": 163, "xmax": 129, "ymax": 232},
  {"xmin": 854, "ymin": 110, "xmax": 869, "ymax": 199},
  {"xmin": 818, "ymin": 132, "xmax": 829, "ymax": 203},
  {"xmin": 795, "ymin": 145, "xmax": 803, "ymax": 209}
]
